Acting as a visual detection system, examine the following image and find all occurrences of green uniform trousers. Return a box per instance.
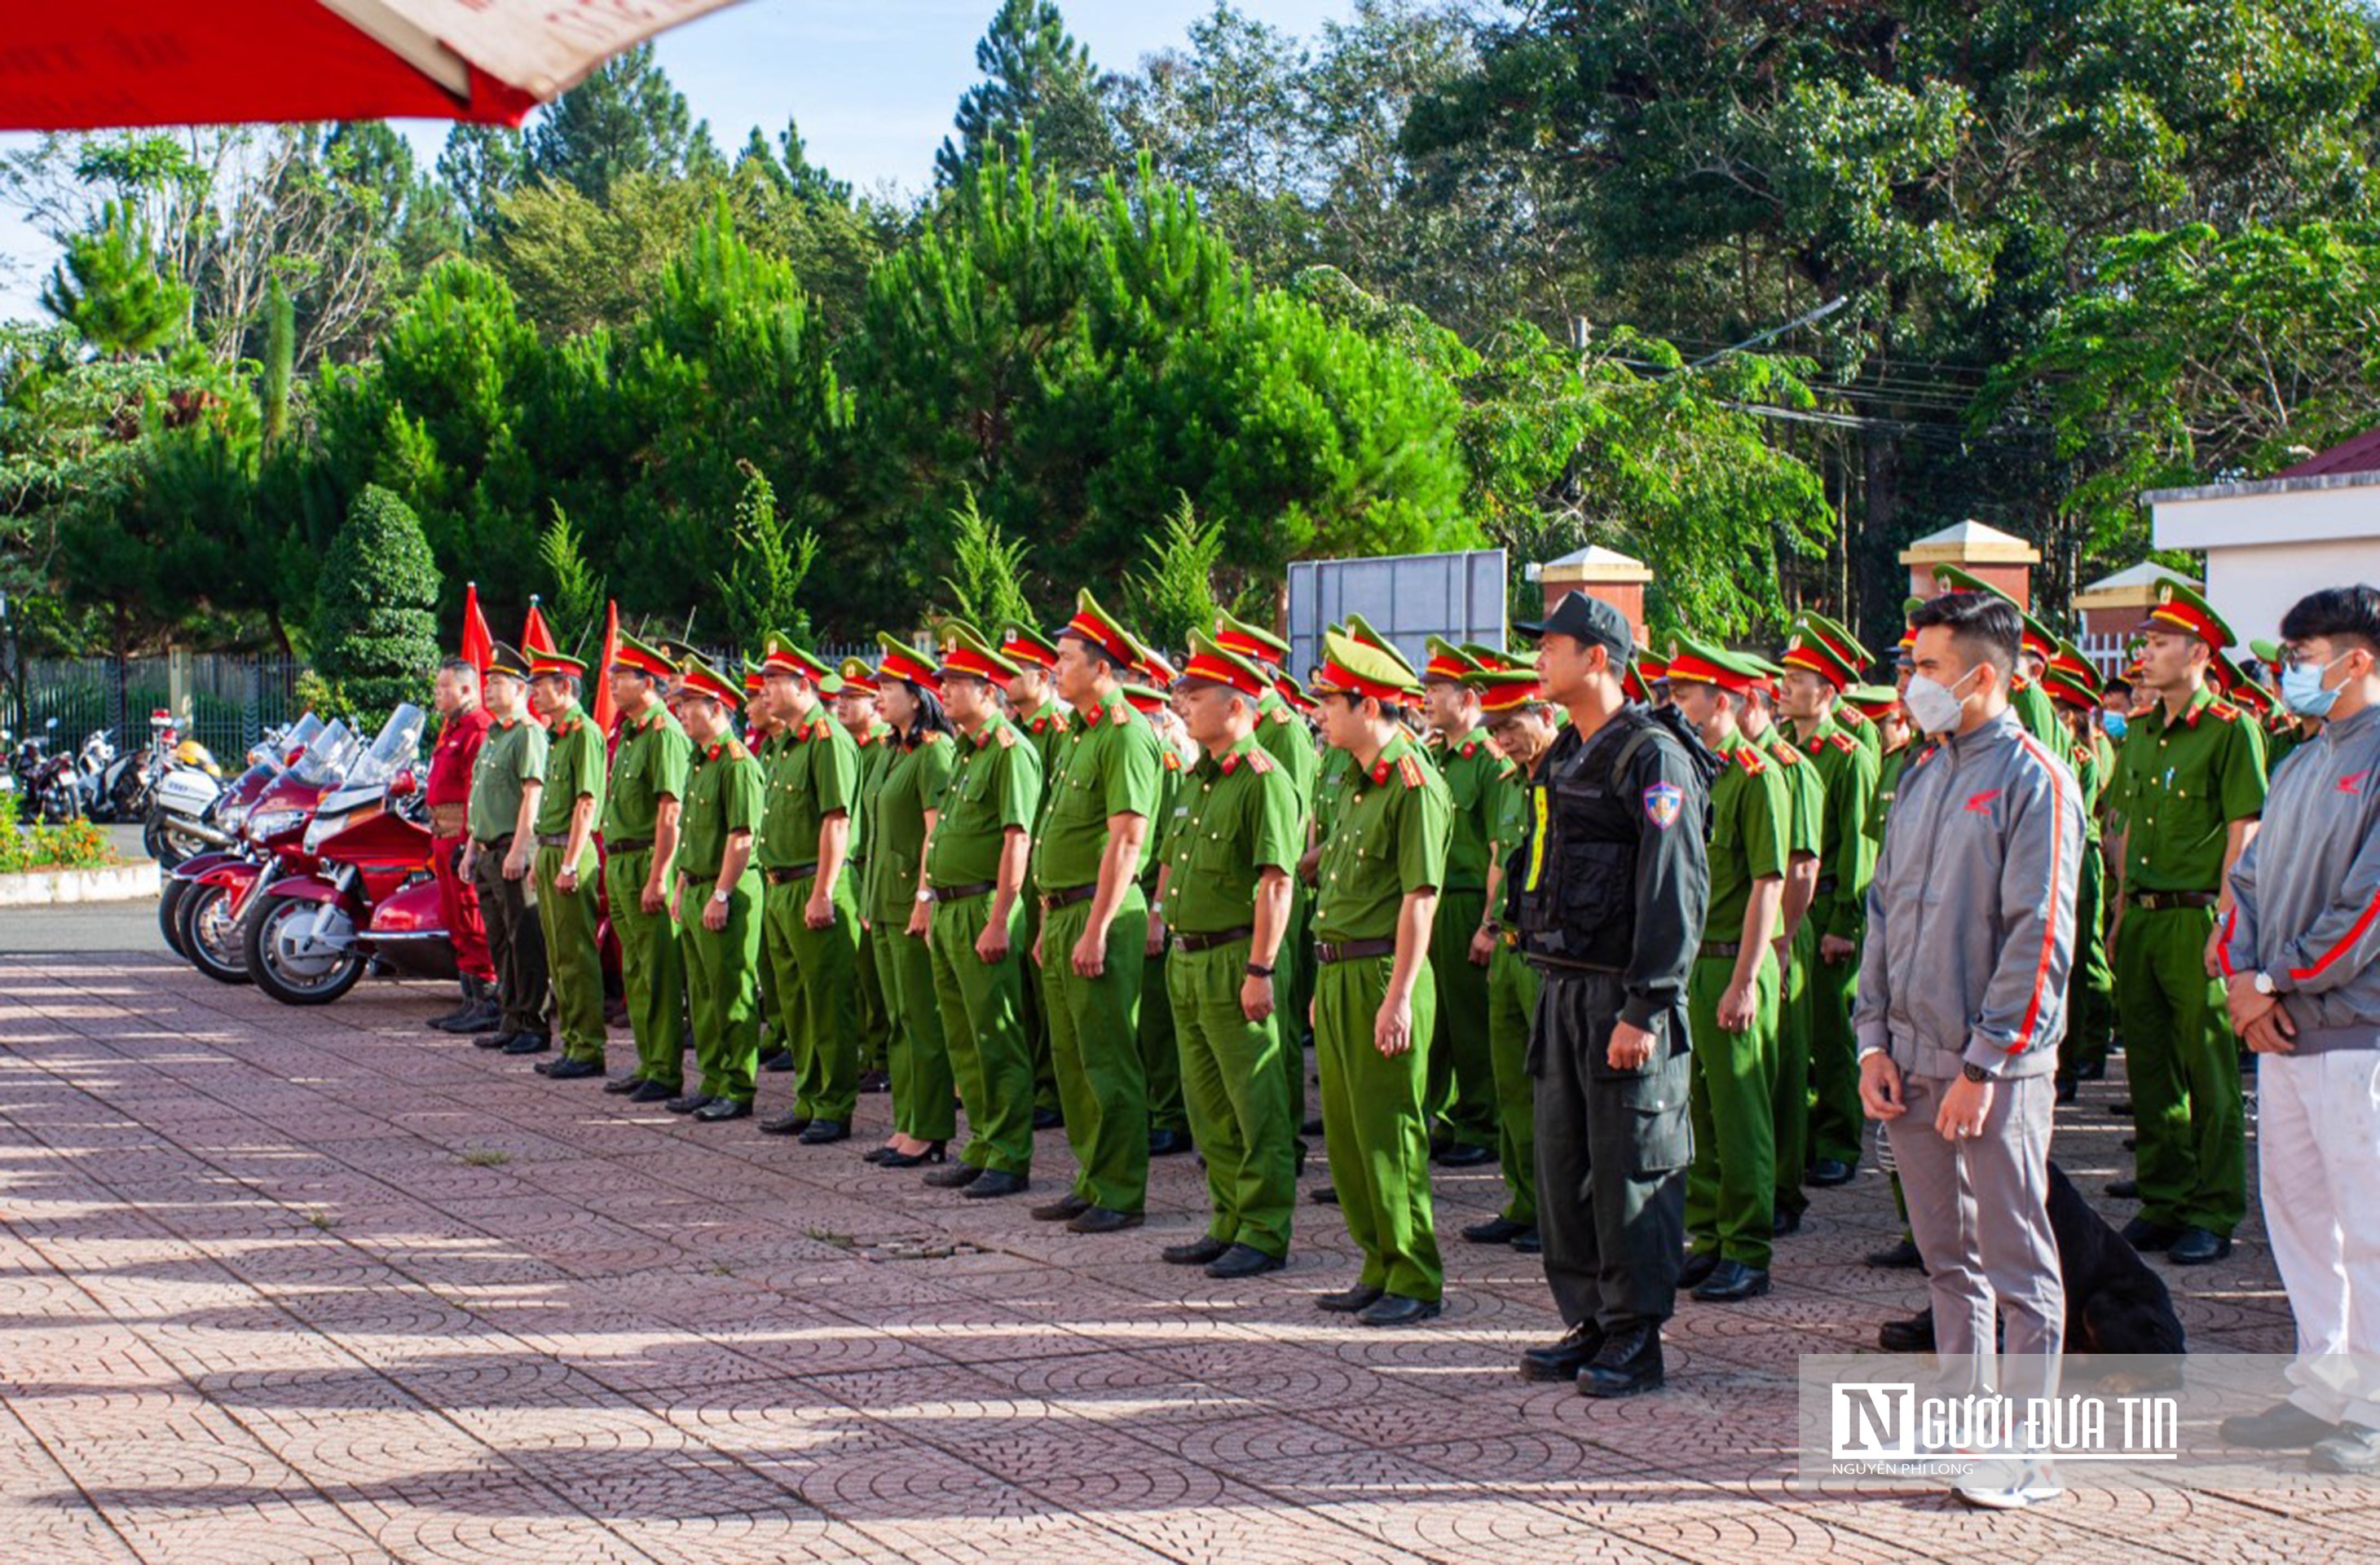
[1282,885,1314,1126]
[871,916,955,1142]
[604,847,683,1091]
[761,875,862,1126]
[1041,894,1151,1213]
[1484,942,1540,1228]
[532,844,608,1063]
[2062,844,2115,1078]
[1170,937,1295,1258]
[1685,951,1781,1270]
[852,872,892,1074]
[1424,888,1497,1150]
[1021,901,1062,1116]
[1316,953,1443,1302]
[928,892,1036,1175]
[1772,919,1815,1215]
[1805,893,1863,1167]
[2115,904,2245,1237]
[1139,943,1188,1135]
[685,871,761,1102]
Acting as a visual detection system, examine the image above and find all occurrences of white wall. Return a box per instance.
[2152,481,2380,641]
[2206,539,2380,644]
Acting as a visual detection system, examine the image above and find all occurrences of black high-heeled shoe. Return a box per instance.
[862,1144,900,1165]
[877,1140,948,1169]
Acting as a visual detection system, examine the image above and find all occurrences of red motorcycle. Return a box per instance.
[158,712,323,960]
[175,716,363,985]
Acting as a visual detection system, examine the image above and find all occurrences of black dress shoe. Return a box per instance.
[628,1081,677,1104]
[878,1141,947,1169]
[456,1006,502,1034]
[1148,1128,1194,1157]
[1301,1115,1324,1136]
[857,1069,891,1093]
[1520,1320,1604,1382]
[602,1074,646,1096]
[2107,1099,2132,1116]
[1164,1235,1232,1266]
[2122,1216,2184,1251]
[531,1058,561,1076]
[2221,1400,2340,1450]
[1677,1250,1721,1290]
[961,1169,1029,1199]
[1691,1260,1770,1303]
[1032,1106,1064,1131]
[1356,1294,1441,1327]
[1772,1206,1803,1237]
[862,1144,898,1164]
[1067,1206,1144,1234]
[474,1029,514,1051]
[502,1033,552,1056]
[664,1091,713,1114]
[546,1056,604,1081]
[759,1110,812,1136]
[2166,1227,2232,1265]
[1877,1310,1936,1352]
[692,1097,751,1122]
[797,1119,849,1145]
[1462,1216,1531,1245]
[1865,1237,1924,1269]
[1432,1143,1495,1169]
[923,1162,985,1189]
[1033,1193,1093,1222]
[1580,1325,1663,1397]
[1316,1282,1385,1314]
[1205,1243,1284,1279]
[1309,1184,1338,1206]
[2108,1178,2140,1199]
[758,1046,793,1071]
[1510,1228,1542,1254]
[1807,1157,1855,1188]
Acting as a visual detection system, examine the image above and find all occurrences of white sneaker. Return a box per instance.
[1953,1457,2062,1510]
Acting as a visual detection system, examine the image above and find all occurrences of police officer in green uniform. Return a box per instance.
[755,637,864,1144]
[1666,638,1789,1303]
[921,625,1045,1199]
[1124,672,1195,1157]
[1420,637,1502,1168]
[1461,665,1555,1253]
[2048,642,2117,1099]
[1029,592,1162,1232]
[836,658,897,1092]
[462,642,550,1053]
[1776,616,1880,1188]
[998,623,1072,1130]
[668,658,764,1121]
[1511,593,1708,1398]
[868,636,959,1166]
[2109,581,2267,1265]
[1737,667,1819,1232]
[1153,633,1302,1276]
[1307,629,1451,1327]
[525,650,608,1078]
[601,633,691,1101]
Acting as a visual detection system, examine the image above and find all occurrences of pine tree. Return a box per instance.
[525,43,719,201]
[313,485,443,717]
[935,0,1114,190]
[537,500,608,657]
[938,488,1035,632]
[1125,495,1224,656]
[436,123,525,244]
[258,277,293,448]
[712,462,818,651]
[40,201,188,359]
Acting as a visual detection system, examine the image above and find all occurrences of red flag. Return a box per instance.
[590,599,620,734]
[459,582,494,675]
[522,599,557,656]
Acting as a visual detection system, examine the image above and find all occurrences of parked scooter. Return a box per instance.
[156,714,322,957]
[20,721,82,824]
[174,718,360,984]
[69,727,119,821]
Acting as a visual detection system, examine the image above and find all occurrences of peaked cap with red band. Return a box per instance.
[1063,589,1148,670]
[1214,610,1290,668]
[679,656,742,708]
[610,632,674,679]
[2148,580,2237,652]
[875,633,942,694]
[998,622,1060,671]
[760,634,834,682]
[1178,631,1271,699]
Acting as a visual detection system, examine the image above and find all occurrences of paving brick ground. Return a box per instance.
[0,944,2353,1563]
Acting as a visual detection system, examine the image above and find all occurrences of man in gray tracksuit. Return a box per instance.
[2216,585,2380,1475]
[1857,592,2081,1473]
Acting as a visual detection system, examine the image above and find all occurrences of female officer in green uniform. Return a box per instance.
[668,658,765,1122]
[866,636,959,1167]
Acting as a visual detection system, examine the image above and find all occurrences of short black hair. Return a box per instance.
[438,657,478,680]
[2281,586,2380,654]
[2101,677,2131,701]
[1907,591,2019,680]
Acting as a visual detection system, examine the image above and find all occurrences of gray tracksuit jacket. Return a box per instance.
[1854,708,2082,1081]
[2222,702,2380,1051]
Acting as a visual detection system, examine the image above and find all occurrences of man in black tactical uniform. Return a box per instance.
[1510,593,1713,1398]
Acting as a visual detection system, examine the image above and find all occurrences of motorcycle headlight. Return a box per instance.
[216,802,247,832]
[248,809,302,841]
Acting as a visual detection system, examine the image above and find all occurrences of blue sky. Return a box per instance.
[0,0,1357,320]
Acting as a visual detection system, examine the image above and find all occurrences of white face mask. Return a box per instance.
[1904,664,1982,735]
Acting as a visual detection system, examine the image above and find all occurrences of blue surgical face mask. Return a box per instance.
[2101,712,2127,741]
[2281,651,2353,718]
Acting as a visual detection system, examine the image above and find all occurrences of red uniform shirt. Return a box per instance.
[427,705,493,809]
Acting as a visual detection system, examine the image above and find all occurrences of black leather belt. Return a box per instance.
[535,832,571,847]
[765,862,819,886]
[474,833,513,852]
[1699,940,1741,959]
[2129,889,2218,910]
[607,837,653,853]
[1315,937,1396,965]
[1173,926,1254,954]
[1040,883,1097,912]
[931,881,994,904]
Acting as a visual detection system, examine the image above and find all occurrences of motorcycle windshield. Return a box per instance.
[345,705,425,791]
[289,721,359,785]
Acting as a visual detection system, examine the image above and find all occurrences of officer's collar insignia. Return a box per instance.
[1642,782,1684,831]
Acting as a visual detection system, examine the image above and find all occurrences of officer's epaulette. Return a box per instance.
[721,738,750,762]
[1829,732,1855,753]
[1162,750,1182,773]
[923,730,950,746]
[1734,745,1765,776]
[1395,753,1426,789]
[1770,741,1800,765]
[2209,700,2241,723]
[994,724,1019,749]
[1269,706,1294,725]
[1245,747,1276,774]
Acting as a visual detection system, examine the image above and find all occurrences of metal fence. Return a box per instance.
[11,654,306,764]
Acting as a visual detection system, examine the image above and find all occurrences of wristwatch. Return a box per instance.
[1245,962,1275,979]
[915,888,936,905]
[711,888,730,906]
[2254,971,2278,996]
[1960,1061,1990,1084]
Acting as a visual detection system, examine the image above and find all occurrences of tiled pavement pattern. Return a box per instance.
[0,948,2355,1563]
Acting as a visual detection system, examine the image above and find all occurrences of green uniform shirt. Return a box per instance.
[1019,698,1069,818]
[2110,686,2268,893]
[1866,738,1917,848]
[1142,746,1183,893]
[1254,691,1320,812]
[468,713,547,843]
[848,721,894,862]
[1312,730,1452,942]
[2013,680,2074,767]
[1312,747,1358,844]
[1703,727,1791,940]
[757,710,859,871]
[1434,726,1501,893]
[926,716,1042,888]
[678,737,761,880]
[1032,686,1161,891]
[1754,725,1822,862]
[602,703,690,841]
[1797,711,1879,938]
[864,732,955,921]
[1161,734,1302,933]
[2071,729,2110,844]
[533,705,606,838]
